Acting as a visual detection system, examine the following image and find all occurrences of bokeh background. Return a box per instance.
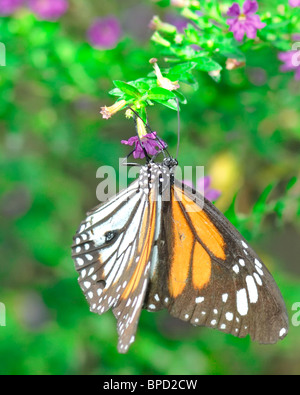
[1,0,300,375]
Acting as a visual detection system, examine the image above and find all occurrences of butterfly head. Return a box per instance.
[162,156,178,170]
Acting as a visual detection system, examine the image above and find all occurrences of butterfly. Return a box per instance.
[71,155,288,353]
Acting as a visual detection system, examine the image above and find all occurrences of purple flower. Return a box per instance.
[226,0,266,42]
[87,17,122,50]
[121,132,167,159]
[278,50,300,80]
[28,0,68,21]
[0,0,24,15]
[289,0,300,7]
[184,176,221,202]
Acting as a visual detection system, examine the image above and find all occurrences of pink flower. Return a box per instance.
[28,0,68,21]
[87,17,122,50]
[278,49,300,80]
[184,176,221,202]
[0,0,24,15]
[227,0,266,42]
[121,132,167,159]
[100,100,127,120]
[289,0,300,7]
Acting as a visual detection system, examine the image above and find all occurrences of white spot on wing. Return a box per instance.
[246,275,258,303]
[255,266,264,276]
[241,241,248,249]
[254,258,263,268]
[195,296,204,304]
[279,328,287,337]
[253,272,262,286]
[222,293,228,303]
[236,288,248,316]
[226,312,233,321]
[76,257,84,266]
[233,264,239,274]
[239,258,245,267]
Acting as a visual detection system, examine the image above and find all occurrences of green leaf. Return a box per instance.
[134,81,150,91]
[152,0,170,7]
[252,184,274,215]
[219,44,246,62]
[168,62,197,77]
[173,90,187,104]
[286,177,298,191]
[108,88,124,97]
[147,87,176,101]
[274,200,286,219]
[113,80,142,99]
[272,40,294,52]
[135,77,157,90]
[151,98,179,111]
[184,24,201,44]
[193,57,222,72]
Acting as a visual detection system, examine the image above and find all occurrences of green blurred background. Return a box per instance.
[1,0,300,375]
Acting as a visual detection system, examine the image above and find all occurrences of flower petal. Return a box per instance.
[28,0,68,21]
[247,14,266,29]
[121,136,139,146]
[205,189,221,202]
[244,21,258,39]
[231,23,246,41]
[243,0,258,15]
[295,67,300,80]
[289,0,300,7]
[0,0,24,15]
[197,176,211,193]
[227,3,241,17]
[121,132,167,159]
[87,16,122,50]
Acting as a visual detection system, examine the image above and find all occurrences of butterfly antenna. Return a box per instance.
[175,98,180,161]
[120,149,142,167]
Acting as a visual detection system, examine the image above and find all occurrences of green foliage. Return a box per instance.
[0,0,300,376]
[104,0,300,120]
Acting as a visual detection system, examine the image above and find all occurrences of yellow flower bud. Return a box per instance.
[153,61,180,91]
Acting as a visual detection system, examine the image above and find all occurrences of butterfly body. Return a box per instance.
[72,159,288,353]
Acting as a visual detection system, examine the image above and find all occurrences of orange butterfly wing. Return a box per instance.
[145,181,289,344]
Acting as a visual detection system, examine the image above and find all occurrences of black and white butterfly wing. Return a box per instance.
[145,180,289,344]
[72,177,160,353]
